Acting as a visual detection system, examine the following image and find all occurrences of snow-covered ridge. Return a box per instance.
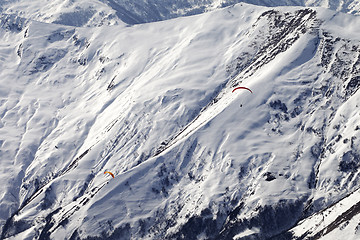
[1,2,360,240]
[288,187,360,239]
[1,0,360,26]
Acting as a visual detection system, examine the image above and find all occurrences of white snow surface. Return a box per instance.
[1,2,360,240]
[0,0,360,26]
[290,187,360,239]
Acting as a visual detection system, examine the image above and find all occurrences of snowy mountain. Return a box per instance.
[1,0,360,27]
[287,187,360,239]
[1,1,360,240]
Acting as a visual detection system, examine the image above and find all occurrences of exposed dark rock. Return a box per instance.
[269,100,288,113]
[339,151,360,172]
[40,186,56,210]
[169,208,220,240]
[0,14,27,32]
[30,49,67,74]
[264,172,276,181]
[0,219,32,239]
[218,199,305,240]
[83,223,131,240]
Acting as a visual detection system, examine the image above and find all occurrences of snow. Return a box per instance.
[321,11,360,40]
[1,0,360,27]
[291,188,360,239]
[233,227,260,239]
[1,1,360,239]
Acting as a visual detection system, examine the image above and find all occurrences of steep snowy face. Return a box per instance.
[1,0,360,26]
[2,2,360,240]
[288,188,360,239]
[1,3,360,239]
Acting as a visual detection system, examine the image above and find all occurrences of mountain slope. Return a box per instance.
[1,3,360,240]
[286,187,360,239]
[1,0,360,27]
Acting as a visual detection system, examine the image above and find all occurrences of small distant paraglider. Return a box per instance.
[232,86,253,93]
[232,87,252,108]
[104,171,115,178]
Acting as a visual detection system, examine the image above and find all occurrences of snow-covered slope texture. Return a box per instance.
[0,0,124,27]
[1,0,360,27]
[1,2,360,240]
[288,187,360,239]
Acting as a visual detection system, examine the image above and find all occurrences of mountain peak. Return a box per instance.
[1,2,360,240]
[1,0,360,27]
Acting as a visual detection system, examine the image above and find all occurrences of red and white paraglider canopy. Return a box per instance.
[232,87,253,93]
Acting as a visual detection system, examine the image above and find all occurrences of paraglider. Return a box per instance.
[232,86,253,93]
[232,86,252,108]
[104,171,115,178]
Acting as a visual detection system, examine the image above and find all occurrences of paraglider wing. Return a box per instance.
[232,87,253,93]
[104,171,115,178]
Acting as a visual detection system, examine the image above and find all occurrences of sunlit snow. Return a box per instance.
[1,1,360,239]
